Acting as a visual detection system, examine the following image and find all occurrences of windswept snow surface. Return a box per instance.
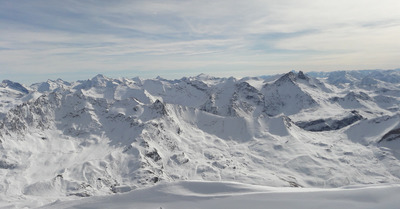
[1,70,400,208]
[39,181,400,209]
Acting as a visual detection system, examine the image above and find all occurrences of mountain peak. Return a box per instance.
[92,74,108,80]
[297,71,308,80]
[1,80,29,94]
[274,71,311,86]
[195,73,215,80]
[90,74,112,86]
[275,71,297,85]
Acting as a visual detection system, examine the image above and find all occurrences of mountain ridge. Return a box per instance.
[1,70,400,207]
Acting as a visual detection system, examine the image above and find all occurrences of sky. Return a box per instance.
[1,0,400,84]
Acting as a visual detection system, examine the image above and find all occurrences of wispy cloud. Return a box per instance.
[1,0,400,84]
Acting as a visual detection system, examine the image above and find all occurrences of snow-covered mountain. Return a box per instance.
[1,70,400,208]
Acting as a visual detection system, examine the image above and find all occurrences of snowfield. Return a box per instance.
[38,181,400,209]
[1,70,400,208]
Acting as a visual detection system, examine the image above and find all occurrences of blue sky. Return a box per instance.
[1,0,400,84]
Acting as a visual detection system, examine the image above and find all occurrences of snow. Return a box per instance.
[37,181,400,209]
[1,70,400,208]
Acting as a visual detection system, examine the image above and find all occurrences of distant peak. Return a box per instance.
[276,72,296,84]
[1,79,29,93]
[2,79,12,84]
[275,71,310,84]
[92,74,108,80]
[286,71,296,78]
[297,71,307,80]
[195,73,214,80]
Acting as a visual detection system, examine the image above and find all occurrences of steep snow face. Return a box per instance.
[262,72,318,116]
[1,71,400,208]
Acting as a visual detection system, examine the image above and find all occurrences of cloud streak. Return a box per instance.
[1,0,400,84]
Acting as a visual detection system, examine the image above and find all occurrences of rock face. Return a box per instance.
[379,128,400,143]
[295,111,363,132]
[1,70,400,206]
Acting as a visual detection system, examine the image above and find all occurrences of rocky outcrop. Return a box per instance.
[295,111,363,132]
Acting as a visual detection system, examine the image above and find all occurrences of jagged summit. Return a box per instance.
[273,71,311,86]
[297,71,308,80]
[274,71,297,84]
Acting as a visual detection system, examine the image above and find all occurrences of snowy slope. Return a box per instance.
[1,70,400,208]
[0,80,37,119]
[36,181,400,209]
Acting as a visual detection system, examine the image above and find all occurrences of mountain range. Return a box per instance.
[1,69,400,208]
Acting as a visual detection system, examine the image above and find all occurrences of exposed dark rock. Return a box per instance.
[295,112,363,132]
[297,71,308,80]
[145,149,162,162]
[151,100,168,116]
[69,192,91,197]
[170,153,189,165]
[275,72,296,86]
[200,95,218,114]
[0,160,17,169]
[150,177,159,183]
[379,127,400,143]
